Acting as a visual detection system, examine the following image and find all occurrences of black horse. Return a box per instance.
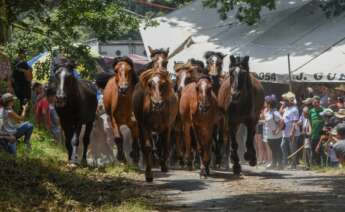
[51,62,97,165]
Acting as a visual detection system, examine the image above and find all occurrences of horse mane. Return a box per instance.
[189,58,205,69]
[139,68,174,97]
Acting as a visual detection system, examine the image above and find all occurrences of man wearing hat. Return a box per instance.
[280,91,300,169]
[12,48,33,108]
[309,96,325,166]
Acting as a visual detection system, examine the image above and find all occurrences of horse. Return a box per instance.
[189,58,208,75]
[218,55,264,175]
[171,61,200,166]
[179,76,221,177]
[204,51,228,168]
[136,46,169,76]
[52,61,97,166]
[132,68,178,182]
[103,57,139,163]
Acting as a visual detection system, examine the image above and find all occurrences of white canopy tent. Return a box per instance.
[140,0,345,83]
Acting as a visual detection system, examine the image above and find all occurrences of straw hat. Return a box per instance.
[1,93,17,104]
[282,91,296,102]
[335,84,345,92]
[335,109,345,119]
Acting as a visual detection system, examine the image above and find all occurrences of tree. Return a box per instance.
[0,0,148,78]
[202,0,345,25]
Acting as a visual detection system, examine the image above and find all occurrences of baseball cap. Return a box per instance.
[1,93,17,104]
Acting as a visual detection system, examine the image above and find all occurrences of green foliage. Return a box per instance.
[1,0,147,79]
[320,0,345,18]
[202,0,276,25]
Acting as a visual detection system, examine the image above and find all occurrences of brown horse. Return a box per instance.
[136,46,169,76]
[218,55,264,175]
[103,57,139,163]
[133,68,178,182]
[172,61,200,166]
[180,76,221,177]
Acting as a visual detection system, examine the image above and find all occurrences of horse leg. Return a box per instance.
[63,126,74,161]
[183,123,193,171]
[128,120,140,165]
[159,128,171,173]
[244,122,257,166]
[230,126,241,175]
[198,127,212,178]
[81,122,93,166]
[71,125,82,164]
[111,117,126,163]
[141,129,153,182]
[223,119,230,170]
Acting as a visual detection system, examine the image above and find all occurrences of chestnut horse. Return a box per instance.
[218,55,264,175]
[103,57,139,163]
[133,68,178,182]
[180,76,221,177]
[172,61,200,166]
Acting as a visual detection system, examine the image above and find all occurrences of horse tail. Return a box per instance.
[95,72,114,89]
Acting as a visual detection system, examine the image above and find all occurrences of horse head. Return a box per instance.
[189,58,207,75]
[140,68,173,111]
[148,46,169,69]
[196,76,213,113]
[52,60,77,107]
[174,61,197,94]
[113,56,136,96]
[228,55,250,102]
[204,51,226,77]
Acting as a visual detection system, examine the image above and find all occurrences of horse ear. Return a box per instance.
[229,55,236,66]
[148,46,154,56]
[166,48,170,56]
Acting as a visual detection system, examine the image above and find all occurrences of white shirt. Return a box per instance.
[282,105,300,138]
[263,109,282,140]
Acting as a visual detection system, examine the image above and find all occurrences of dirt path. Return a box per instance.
[151,165,345,212]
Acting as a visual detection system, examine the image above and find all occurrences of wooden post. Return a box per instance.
[288,53,293,91]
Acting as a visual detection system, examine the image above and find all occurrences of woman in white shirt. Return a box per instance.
[263,95,283,169]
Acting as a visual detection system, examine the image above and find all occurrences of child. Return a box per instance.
[46,88,62,143]
[301,106,312,170]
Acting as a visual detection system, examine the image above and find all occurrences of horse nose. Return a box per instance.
[152,100,163,109]
[199,104,210,113]
[119,86,128,94]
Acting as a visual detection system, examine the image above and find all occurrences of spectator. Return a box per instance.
[300,106,312,169]
[0,98,17,155]
[263,95,283,169]
[302,97,313,109]
[0,48,13,94]
[332,123,345,166]
[12,49,33,108]
[309,96,324,166]
[35,87,50,129]
[46,88,62,143]
[32,82,44,109]
[257,110,270,165]
[1,93,33,151]
[280,92,300,170]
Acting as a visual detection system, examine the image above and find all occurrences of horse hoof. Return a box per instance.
[200,169,207,179]
[233,164,241,175]
[244,152,251,161]
[179,159,185,168]
[249,160,257,166]
[161,166,168,173]
[81,159,88,167]
[117,152,127,163]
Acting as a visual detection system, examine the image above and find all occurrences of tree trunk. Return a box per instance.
[0,0,9,45]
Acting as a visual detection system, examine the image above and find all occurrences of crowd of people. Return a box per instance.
[0,49,62,155]
[256,89,345,170]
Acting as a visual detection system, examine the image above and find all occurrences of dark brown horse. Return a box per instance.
[133,68,178,182]
[204,51,228,168]
[103,57,139,163]
[180,76,221,177]
[218,55,264,175]
[52,61,97,166]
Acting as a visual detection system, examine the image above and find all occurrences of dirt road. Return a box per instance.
[151,165,345,212]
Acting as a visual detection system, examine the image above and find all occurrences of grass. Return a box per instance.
[312,165,345,175]
[0,127,158,211]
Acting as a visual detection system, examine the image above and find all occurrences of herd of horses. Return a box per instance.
[49,47,264,182]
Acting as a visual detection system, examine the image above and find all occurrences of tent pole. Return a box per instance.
[288,53,292,91]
